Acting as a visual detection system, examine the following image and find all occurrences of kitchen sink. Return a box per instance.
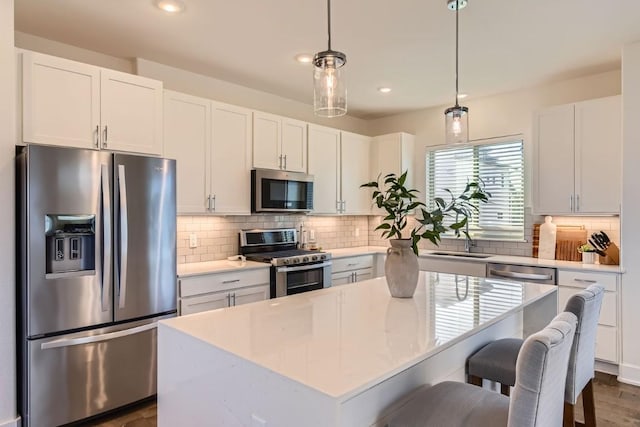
[429,251,493,259]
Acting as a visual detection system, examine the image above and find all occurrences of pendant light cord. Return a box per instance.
[327,0,332,51]
[455,0,460,107]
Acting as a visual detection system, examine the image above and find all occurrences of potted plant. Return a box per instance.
[578,244,598,264]
[361,171,490,298]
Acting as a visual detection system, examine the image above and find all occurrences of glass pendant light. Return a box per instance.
[313,0,347,118]
[444,0,469,144]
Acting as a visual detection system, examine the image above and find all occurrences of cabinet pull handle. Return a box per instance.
[353,272,358,282]
[95,125,100,147]
[212,194,216,211]
[574,278,597,283]
[569,194,573,211]
[206,195,211,211]
[103,125,108,148]
[347,263,357,267]
[278,155,283,169]
[576,194,580,212]
[226,294,231,306]
[284,155,287,170]
[222,279,240,284]
[231,293,236,306]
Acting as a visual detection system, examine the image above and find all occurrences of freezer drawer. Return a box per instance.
[23,316,169,427]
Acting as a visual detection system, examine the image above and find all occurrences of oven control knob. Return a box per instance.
[302,257,309,263]
[311,255,318,261]
[320,255,326,260]
[282,259,289,265]
[293,258,300,264]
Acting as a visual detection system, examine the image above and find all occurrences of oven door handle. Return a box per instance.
[276,261,332,273]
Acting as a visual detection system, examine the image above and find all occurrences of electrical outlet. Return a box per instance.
[355,228,360,237]
[189,233,198,249]
[309,229,316,240]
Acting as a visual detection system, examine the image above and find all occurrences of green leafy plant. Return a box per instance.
[578,244,596,253]
[361,171,491,255]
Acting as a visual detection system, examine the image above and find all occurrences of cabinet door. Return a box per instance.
[210,102,252,214]
[534,104,575,214]
[163,91,211,213]
[252,111,281,170]
[22,51,100,149]
[180,291,230,315]
[575,96,621,214]
[331,271,353,286]
[281,118,307,172]
[353,269,373,283]
[341,132,372,214]
[100,69,163,155]
[233,284,270,306]
[308,124,340,214]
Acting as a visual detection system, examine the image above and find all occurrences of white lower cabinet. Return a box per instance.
[331,255,374,286]
[179,268,270,315]
[557,269,620,363]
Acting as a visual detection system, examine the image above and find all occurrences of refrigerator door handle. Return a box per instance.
[118,164,129,309]
[40,322,157,350]
[101,164,112,312]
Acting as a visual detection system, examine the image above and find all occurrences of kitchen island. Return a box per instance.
[158,272,556,427]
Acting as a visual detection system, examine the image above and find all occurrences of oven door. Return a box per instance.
[273,261,332,298]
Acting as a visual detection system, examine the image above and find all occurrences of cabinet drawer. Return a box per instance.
[557,270,617,292]
[179,268,270,297]
[332,255,374,273]
[180,291,230,315]
[595,325,618,363]
[558,286,617,327]
[331,268,373,286]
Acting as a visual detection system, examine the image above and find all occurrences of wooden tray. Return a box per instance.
[532,224,587,261]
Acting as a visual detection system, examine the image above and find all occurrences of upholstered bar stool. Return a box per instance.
[387,312,577,427]
[466,284,604,427]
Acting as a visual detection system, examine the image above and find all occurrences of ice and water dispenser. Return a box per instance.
[45,214,96,277]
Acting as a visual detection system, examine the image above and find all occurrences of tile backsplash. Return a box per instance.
[177,215,369,264]
[178,209,619,264]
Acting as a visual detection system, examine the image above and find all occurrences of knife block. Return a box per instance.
[599,242,620,265]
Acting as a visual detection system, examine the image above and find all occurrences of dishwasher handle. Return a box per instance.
[488,269,553,282]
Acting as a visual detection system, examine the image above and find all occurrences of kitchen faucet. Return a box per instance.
[464,221,476,253]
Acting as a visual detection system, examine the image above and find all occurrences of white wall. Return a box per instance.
[620,41,640,386]
[135,58,369,135]
[367,70,621,207]
[0,2,18,426]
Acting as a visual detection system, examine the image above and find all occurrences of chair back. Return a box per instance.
[507,311,577,427]
[564,284,605,404]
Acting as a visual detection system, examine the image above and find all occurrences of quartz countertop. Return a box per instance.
[327,246,624,273]
[160,272,556,400]
[177,259,270,278]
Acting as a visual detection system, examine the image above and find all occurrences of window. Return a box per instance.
[425,138,524,241]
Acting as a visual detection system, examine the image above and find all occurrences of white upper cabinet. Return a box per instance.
[22,51,163,155]
[22,51,100,150]
[163,90,211,214]
[253,111,307,172]
[210,102,253,214]
[163,91,252,215]
[534,96,621,214]
[308,124,341,214]
[371,132,415,185]
[340,131,372,214]
[100,69,163,155]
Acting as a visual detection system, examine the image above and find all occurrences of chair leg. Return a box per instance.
[467,374,483,387]
[564,402,575,427]
[582,379,597,427]
[500,384,510,397]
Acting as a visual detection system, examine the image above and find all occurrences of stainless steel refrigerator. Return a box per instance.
[16,145,177,427]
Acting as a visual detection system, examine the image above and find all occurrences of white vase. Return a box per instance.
[582,252,597,264]
[385,239,419,298]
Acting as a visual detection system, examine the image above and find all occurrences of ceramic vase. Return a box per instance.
[385,239,419,298]
[582,252,597,264]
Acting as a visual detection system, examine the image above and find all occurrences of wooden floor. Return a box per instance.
[87,373,640,426]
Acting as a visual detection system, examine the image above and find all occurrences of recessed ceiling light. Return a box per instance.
[295,54,313,64]
[457,93,468,99]
[378,87,392,93]
[154,0,185,13]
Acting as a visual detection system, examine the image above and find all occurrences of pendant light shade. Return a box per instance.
[313,0,347,117]
[444,0,469,144]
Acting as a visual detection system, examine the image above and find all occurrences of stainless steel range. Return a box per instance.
[239,229,332,298]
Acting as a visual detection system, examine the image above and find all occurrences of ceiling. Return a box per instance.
[14,0,640,119]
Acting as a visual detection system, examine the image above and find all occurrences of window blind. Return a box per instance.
[426,139,524,241]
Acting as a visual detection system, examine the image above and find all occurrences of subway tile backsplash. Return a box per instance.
[177,215,369,264]
[178,209,620,264]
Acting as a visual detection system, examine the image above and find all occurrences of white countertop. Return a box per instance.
[160,272,555,400]
[328,246,624,273]
[177,259,269,277]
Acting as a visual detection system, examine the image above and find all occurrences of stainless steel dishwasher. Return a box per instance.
[486,263,557,285]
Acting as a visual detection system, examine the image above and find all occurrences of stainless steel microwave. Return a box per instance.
[251,169,314,213]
